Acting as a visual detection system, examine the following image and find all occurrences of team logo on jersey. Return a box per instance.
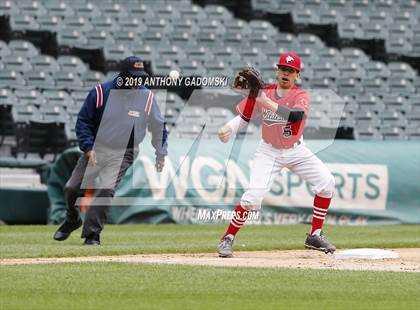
[286,55,294,63]
[262,109,288,126]
[128,110,140,117]
[133,62,144,69]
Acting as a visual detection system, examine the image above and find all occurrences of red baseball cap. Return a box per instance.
[277,53,301,71]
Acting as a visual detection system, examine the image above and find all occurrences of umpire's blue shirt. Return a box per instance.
[76,78,168,160]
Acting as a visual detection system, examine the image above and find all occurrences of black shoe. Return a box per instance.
[304,232,336,254]
[53,218,83,241]
[84,233,100,246]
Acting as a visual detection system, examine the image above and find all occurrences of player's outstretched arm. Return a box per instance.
[218,115,249,143]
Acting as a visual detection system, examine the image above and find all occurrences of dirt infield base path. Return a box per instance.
[1,248,419,272]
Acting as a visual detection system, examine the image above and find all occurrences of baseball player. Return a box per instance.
[217,53,336,257]
[53,56,168,245]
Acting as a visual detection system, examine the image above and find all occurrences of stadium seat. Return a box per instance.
[310,78,337,92]
[388,24,414,39]
[8,41,39,58]
[206,107,234,124]
[297,33,325,49]
[341,48,369,63]
[83,71,105,88]
[223,19,252,36]
[151,60,180,76]
[354,110,381,127]
[177,60,206,76]
[353,126,382,140]
[249,20,278,36]
[338,23,365,40]
[57,29,89,47]
[90,16,120,33]
[0,1,20,16]
[70,90,87,107]
[10,15,39,31]
[158,45,187,62]
[362,77,390,95]
[43,90,74,107]
[382,94,409,112]
[407,94,420,112]
[386,37,413,54]
[12,104,40,123]
[17,1,47,17]
[178,4,207,21]
[152,4,181,20]
[363,23,388,39]
[63,16,94,33]
[0,70,26,88]
[170,31,196,46]
[86,30,116,48]
[311,62,340,79]
[23,71,55,90]
[2,55,32,72]
[362,61,391,79]
[380,111,407,127]
[144,17,174,35]
[381,126,406,140]
[71,2,102,18]
[367,11,392,27]
[31,55,60,74]
[387,62,417,80]
[118,18,146,34]
[43,1,75,17]
[101,2,128,19]
[317,7,345,24]
[104,45,132,62]
[317,47,345,65]
[406,111,420,126]
[141,31,170,47]
[358,94,385,112]
[292,8,320,24]
[405,124,420,140]
[57,56,87,75]
[37,15,64,32]
[388,78,416,94]
[65,122,78,146]
[337,77,364,95]
[204,5,233,21]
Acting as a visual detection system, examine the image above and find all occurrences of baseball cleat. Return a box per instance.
[53,218,83,241]
[304,232,336,254]
[218,235,234,257]
[84,233,100,246]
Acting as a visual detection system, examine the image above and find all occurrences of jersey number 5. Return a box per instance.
[283,125,292,137]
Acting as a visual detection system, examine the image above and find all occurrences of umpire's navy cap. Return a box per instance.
[120,56,149,77]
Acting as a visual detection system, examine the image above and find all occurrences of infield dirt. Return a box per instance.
[1,248,419,272]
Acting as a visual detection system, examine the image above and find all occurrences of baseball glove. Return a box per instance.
[232,66,265,99]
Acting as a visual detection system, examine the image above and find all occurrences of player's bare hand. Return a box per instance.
[155,159,165,172]
[218,125,232,143]
[85,150,97,166]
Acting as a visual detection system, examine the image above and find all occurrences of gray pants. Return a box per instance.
[64,148,135,238]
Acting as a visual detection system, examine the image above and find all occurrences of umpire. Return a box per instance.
[53,56,168,245]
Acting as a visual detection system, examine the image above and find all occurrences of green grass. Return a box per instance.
[0,224,419,258]
[1,263,419,310]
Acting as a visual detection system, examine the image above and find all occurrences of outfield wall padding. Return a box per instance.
[47,140,420,225]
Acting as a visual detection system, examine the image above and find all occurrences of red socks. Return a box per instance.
[311,195,331,235]
[223,204,249,238]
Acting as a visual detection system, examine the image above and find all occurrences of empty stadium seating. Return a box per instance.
[0,0,418,161]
